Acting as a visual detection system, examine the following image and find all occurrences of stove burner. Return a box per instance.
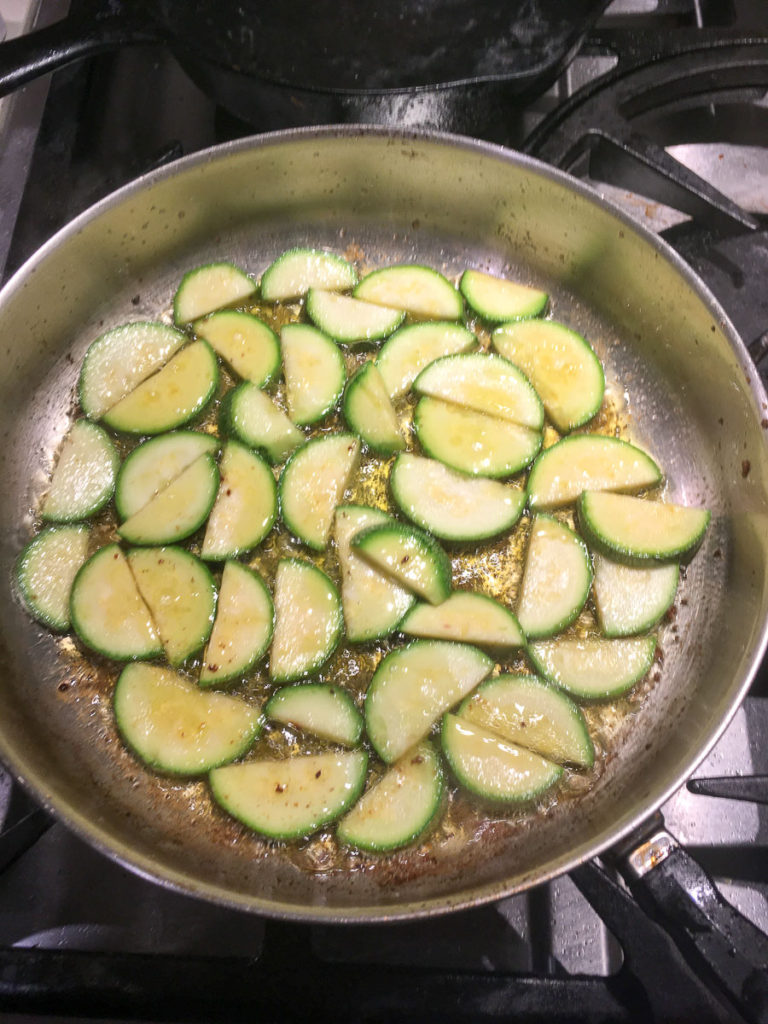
[661,218,768,366]
[525,35,768,231]
[524,34,768,389]
[0,864,736,1022]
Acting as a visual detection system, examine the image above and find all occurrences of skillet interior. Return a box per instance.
[0,126,766,921]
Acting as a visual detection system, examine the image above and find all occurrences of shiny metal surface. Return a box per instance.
[0,126,766,921]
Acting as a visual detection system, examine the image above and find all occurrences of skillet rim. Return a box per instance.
[1,123,766,922]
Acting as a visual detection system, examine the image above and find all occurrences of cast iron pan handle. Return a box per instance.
[613,813,768,1024]
[0,1,162,100]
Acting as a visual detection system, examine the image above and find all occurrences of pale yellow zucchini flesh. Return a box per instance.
[337,741,443,852]
[260,248,357,302]
[127,547,216,666]
[200,442,276,560]
[579,491,710,561]
[118,453,219,546]
[459,674,594,767]
[413,352,544,429]
[16,525,90,632]
[354,264,462,321]
[527,435,662,510]
[528,635,657,700]
[200,561,273,687]
[209,749,368,839]
[592,553,679,637]
[269,559,342,682]
[69,544,161,660]
[279,434,360,550]
[173,262,256,324]
[42,420,118,523]
[365,640,493,763]
[103,341,218,435]
[375,322,476,398]
[306,288,404,343]
[442,715,562,802]
[114,663,260,774]
[391,453,526,542]
[79,322,186,420]
[334,505,415,643]
[194,310,279,385]
[516,515,592,638]
[265,683,362,746]
[400,592,524,648]
[492,319,604,432]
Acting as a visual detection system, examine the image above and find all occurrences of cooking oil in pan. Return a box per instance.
[40,264,680,881]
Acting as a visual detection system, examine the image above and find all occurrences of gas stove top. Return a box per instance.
[0,2,767,1021]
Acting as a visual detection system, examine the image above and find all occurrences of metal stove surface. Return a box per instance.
[0,1,767,1020]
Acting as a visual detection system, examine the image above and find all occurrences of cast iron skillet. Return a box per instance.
[0,127,767,1019]
[0,0,611,137]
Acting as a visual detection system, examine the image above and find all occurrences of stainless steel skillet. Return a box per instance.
[0,125,766,1011]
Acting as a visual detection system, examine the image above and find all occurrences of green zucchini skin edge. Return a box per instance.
[334,503,416,643]
[577,493,711,564]
[269,557,344,683]
[441,713,563,804]
[526,635,658,701]
[264,683,363,746]
[200,561,274,687]
[516,513,593,640]
[351,522,452,605]
[412,351,545,431]
[209,749,369,841]
[69,544,163,661]
[375,321,478,398]
[15,524,90,632]
[337,742,445,853]
[113,664,261,776]
[114,431,219,521]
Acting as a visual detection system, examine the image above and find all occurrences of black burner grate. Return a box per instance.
[525,34,768,230]
[524,30,768,381]
[0,863,735,1022]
